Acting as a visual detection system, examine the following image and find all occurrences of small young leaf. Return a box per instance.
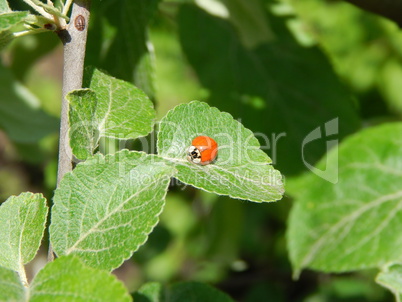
[67,89,98,159]
[0,266,25,301]
[376,263,402,301]
[157,101,284,203]
[0,192,48,272]
[50,150,176,271]
[69,69,156,160]
[29,256,131,302]
[287,123,402,276]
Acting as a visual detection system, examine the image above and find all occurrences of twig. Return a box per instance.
[57,0,91,185]
[50,0,91,262]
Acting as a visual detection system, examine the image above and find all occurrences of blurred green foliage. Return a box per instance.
[178,3,360,175]
[1,0,401,300]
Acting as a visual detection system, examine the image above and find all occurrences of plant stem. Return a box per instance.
[17,262,28,288]
[50,0,91,262]
[57,0,91,186]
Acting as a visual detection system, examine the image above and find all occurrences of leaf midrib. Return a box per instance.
[65,182,154,254]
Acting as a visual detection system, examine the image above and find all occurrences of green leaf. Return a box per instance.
[158,101,284,203]
[69,69,156,159]
[0,192,48,272]
[50,150,176,271]
[287,123,402,276]
[0,64,59,142]
[0,11,28,31]
[29,256,131,302]
[178,4,360,175]
[0,0,10,13]
[0,11,29,51]
[133,282,163,302]
[88,69,155,140]
[67,89,98,159]
[0,266,25,301]
[166,281,234,302]
[376,263,402,301]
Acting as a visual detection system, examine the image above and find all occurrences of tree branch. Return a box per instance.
[50,0,90,262]
[57,0,91,185]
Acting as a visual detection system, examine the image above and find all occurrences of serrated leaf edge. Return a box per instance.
[52,150,177,271]
[157,101,284,202]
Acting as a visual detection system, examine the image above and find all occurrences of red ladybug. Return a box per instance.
[187,136,218,165]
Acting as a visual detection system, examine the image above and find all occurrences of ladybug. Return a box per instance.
[187,136,218,165]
